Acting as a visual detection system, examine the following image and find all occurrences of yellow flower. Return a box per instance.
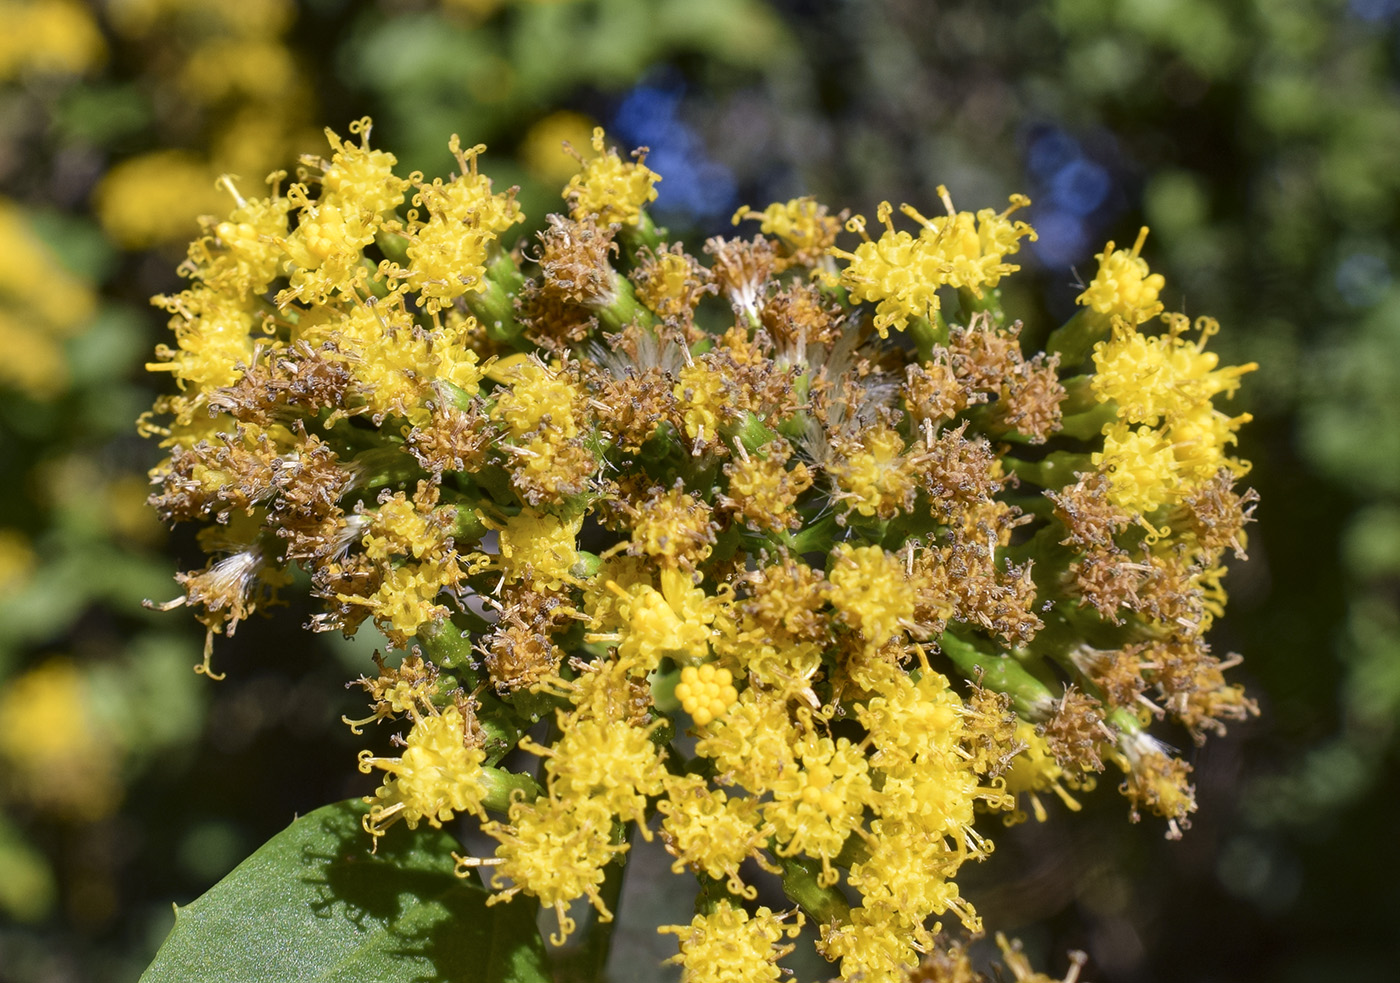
[1076,227,1166,325]
[491,358,581,439]
[319,118,411,219]
[519,110,598,187]
[1092,316,1256,427]
[612,570,714,671]
[95,151,225,250]
[820,900,932,982]
[1093,421,1180,514]
[497,509,582,590]
[831,189,1035,337]
[0,660,121,820]
[733,196,842,267]
[828,424,916,519]
[564,127,660,226]
[484,795,627,945]
[674,359,727,445]
[359,704,488,840]
[1002,722,1084,823]
[656,773,773,897]
[0,0,106,80]
[828,545,914,648]
[693,685,800,795]
[765,725,872,880]
[405,137,523,311]
[660,902,803,983]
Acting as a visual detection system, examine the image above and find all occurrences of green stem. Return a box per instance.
[466,249,528,348]
[779,854,851,924]
[957,286,1005,325]
[375,229,411,266]
[1045,309,1109,369]
[937,630,1058,718]
[722,411,780,454]
[1058,401,1118,440]
[595,274,653,333]
[352,445,430,492]
[619,212,664,255]
[1003,450,1093,490]
[907,315,947,363]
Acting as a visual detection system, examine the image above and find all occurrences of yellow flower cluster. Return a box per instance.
[831,187,1037,337]
[1091,313,1256,514]
[565,127,660,227]
[145,120,1260,981]
[660,903,803,983]
[359,704,488,839]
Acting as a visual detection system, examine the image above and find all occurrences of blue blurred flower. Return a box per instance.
[611,77,736,224]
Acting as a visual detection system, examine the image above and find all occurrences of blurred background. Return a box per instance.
[1,1,1397,980]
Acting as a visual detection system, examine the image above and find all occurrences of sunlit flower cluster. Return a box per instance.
[144,120,1258,982]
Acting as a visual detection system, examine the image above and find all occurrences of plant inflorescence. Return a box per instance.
[143,118,1257,982]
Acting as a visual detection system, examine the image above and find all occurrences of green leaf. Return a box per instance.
[141,799,548,983]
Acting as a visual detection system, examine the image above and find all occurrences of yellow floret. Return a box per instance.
[659,902,803,983]
[674,360,726,444]
[565,127,660,227]
[405,137,524,311]
[613,575,713,671]
[832,189,1036,338]
[484,795,626,945]
[1092,316,1256,427]
[491,360,581,439]
[693,686,798,795]
[361,493,452,563]
[359,705,488,838]
[829,424,914,519]
[203,177,292,296]
[533,711,666,826]
[147,286,260,394]
[1003,721,1084,824]
[733,196,842,265]
[1093,421,1180,514]
[656,773,772,897]
[0,0,107,80]
[319,117,410,218]
[340,301,485,425]
[765,729,871,877]
[1077,227,1166,325]
[827,544,914,648]
[634,250,703,318]
[497,509,582,589]
[96,150,226,250]
[343,557,465,644]
[0,659,121,820]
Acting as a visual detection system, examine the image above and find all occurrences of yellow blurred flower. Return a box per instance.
[0,660,123,821]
